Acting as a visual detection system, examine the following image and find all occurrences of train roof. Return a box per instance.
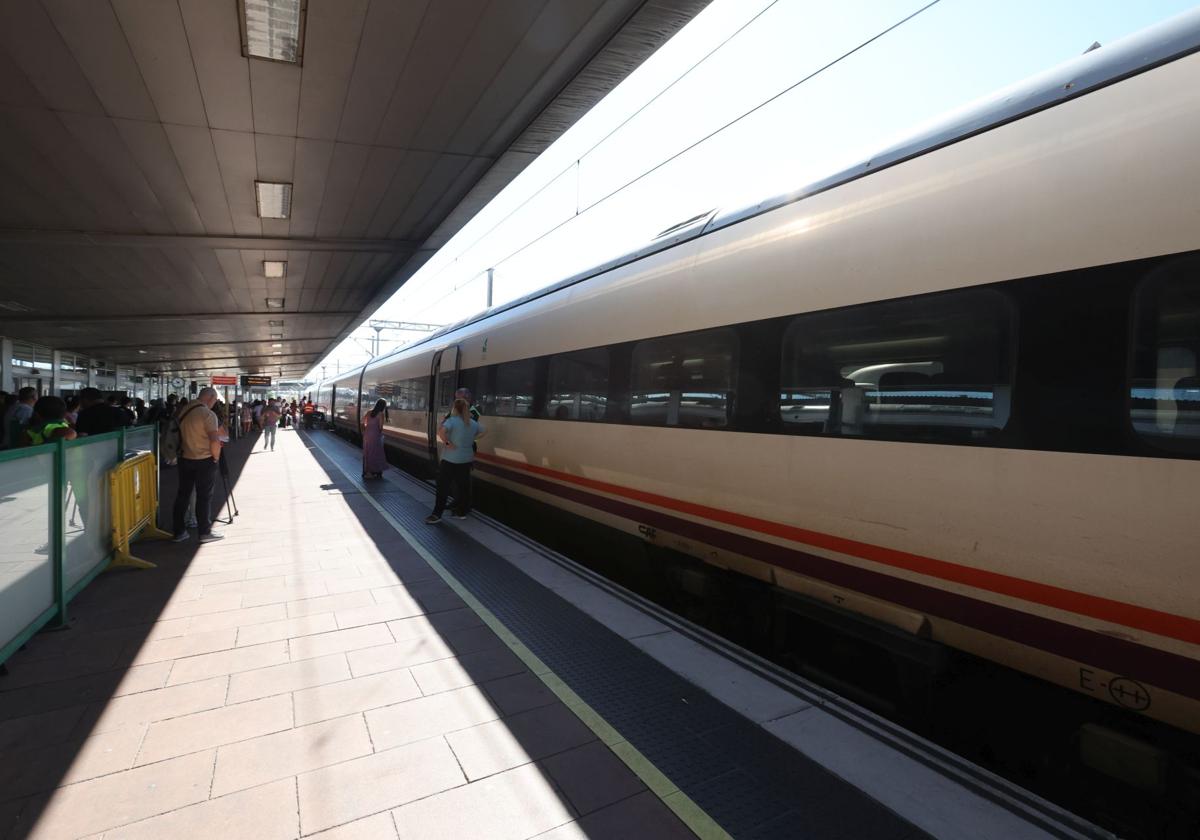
[326,7,1200,386]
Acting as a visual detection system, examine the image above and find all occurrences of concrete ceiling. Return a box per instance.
[0,0,709,379]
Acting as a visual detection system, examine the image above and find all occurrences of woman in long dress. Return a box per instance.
[362,398,388,479]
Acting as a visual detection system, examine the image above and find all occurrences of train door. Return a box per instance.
[427,346,460,466]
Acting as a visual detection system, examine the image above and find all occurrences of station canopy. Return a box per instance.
[0,0,708,380]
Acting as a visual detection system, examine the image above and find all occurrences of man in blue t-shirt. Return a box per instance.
[426,399,485,523]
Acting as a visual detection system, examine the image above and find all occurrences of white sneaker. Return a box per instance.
[171,531,191,543]
[198,531,225,543]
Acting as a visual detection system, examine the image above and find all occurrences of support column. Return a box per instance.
[51,349,62,395]
[0,336,12,392]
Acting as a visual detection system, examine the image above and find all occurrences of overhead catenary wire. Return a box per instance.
[403,0,941,324]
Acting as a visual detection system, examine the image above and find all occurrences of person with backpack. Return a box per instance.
[261,400,281,450]
[171,388,224,543]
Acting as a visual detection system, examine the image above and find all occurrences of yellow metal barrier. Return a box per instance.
[109,453,171,569]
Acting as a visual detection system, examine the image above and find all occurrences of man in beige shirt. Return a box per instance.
[171,387,225,543]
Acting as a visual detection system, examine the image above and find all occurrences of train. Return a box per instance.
[314,11,1200,763]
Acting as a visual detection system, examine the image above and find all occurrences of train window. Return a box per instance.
[547,348,609,421]
[388,377,427,412]
[780,289,1013,441]
[1131,264,1200,453]
[334,386,357,422]
[630,328,737,428]
[491,359,537,417]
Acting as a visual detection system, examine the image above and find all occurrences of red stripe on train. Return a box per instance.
[474,452,1200,647]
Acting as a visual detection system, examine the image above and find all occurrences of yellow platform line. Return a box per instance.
[318,442,731,840]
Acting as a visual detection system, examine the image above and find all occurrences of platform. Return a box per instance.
[0,427,1106,840]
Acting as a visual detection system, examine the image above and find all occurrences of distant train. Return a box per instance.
[317,12,1200,745]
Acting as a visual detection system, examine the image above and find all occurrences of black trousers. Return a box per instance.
[432,460,472,517]
[174,457,217,535]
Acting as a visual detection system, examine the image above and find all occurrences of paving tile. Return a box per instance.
[0,723,147,799]
[323,573,401,595]
[297,737,465,834]
[135,694,292,765]
[197,575,287,595]
[235,613,338,647]
[166,640,290,686]
[293,669,422,726]
[0,660,173,722]
[446,703,596,781]
[365,685,501,752]
[384,607,483,642]
[333,599,425,629]
[226,652,351,703]
[22,749,215,839]
[125,627,238,665]
[13,624,147,664]
[391,762,575,840]
[540,741,647,817]
[158,592,245,620]
[482,671,559,717]
[241,582,333,608]
[409,647,527,696]
[442,623,506,656]
[0,797,26,839]
[308,812,398,840]
[99,778,299,840]
[0,706,89,753]
[369,584,422,605]
[89,675,228,733]
[0,646,124,689]
[244,560,324,580]
[288,623,394,661]
[345,635,454,677]
[185,603,289,633]
[286,590,375,618]
[212,713,373,796]
[533,791,696,840]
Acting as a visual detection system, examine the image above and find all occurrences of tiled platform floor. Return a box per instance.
[0,428,693,840]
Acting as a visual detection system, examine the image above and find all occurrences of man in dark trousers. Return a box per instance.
[171,387,224,543]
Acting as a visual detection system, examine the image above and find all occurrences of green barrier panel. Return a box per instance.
[0,445,59,665]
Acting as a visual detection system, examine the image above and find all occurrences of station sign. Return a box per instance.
[211,375,238,385]
[240,375,272,387]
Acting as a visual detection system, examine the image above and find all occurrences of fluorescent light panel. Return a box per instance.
[266,298,285,309]
[240,0,305,64]
[264,260,287,278]
[255,182,292,219]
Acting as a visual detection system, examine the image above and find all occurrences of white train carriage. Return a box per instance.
[317,12,1200,737]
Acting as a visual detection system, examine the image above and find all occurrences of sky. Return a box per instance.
[308,0,1199,380]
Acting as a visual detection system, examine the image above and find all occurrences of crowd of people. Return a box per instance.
[4,380,486,534]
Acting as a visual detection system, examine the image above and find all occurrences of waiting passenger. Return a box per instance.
[64,395,81,426]
[362,398,388,479]
[261,399,281,451]
[22,396,77,446]
[171,387,224,543]
[2,386,36,449]
[73,388,125,436]
[426,398,485,524]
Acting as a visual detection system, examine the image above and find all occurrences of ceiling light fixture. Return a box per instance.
[271,343,283,348]
[238,0,306,64]
[270,333,283,339]
[255,182,292,219]
[263,260,287,278]
[137,349,148,354]
[268,320,284,327]
[266,298,285,309]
